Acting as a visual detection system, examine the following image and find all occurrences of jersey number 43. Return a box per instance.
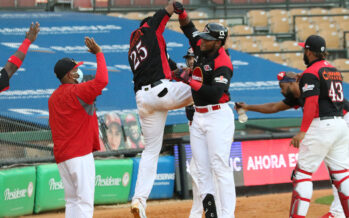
[328,81,344,102]
[129,41,148,70]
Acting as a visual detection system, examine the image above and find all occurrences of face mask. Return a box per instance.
[303,52,309,66]
[76,68,84,84]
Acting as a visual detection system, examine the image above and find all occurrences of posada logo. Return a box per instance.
[95,175,122,187]
[4,181,33,200]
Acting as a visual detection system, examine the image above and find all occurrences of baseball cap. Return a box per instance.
[298,35,326,53]
[277,71,297,83]
[54,58,83,80]
[183,47,194,59]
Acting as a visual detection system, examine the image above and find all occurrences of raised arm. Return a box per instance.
[4,22,40,79]
[236,101,291,114]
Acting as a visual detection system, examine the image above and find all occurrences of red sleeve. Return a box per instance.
[75,52,108,104]
[300,95,319,132]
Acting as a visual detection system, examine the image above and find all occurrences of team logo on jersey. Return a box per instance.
[204,65,212,71]
[214,76,228,84]
[322,70,342,81]
[192,67,203,82]
[302,83,315,92]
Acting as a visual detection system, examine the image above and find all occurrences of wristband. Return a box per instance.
[18,38,31,54]
[179,10,188,20]
[8,55,23,68]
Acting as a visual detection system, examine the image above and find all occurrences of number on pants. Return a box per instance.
[129,41,148,70]
[329,81,343,102]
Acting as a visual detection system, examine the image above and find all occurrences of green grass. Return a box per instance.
[315,195,334,205]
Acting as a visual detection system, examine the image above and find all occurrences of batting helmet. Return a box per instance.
[198,23,228,45]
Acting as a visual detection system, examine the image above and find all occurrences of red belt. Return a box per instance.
[195,105,221,113]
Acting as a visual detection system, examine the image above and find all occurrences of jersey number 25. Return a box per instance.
[329,81,344,102]
[130,41,148,70]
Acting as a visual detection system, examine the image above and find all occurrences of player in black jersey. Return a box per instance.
[285,35,349,218]
[0,22,40,92]
[174,4,235,218]
[128,1,193,218]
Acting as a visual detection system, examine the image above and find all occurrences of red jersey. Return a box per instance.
[49,52,108,163]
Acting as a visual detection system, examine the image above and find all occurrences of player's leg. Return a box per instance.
[157,80,193,110]
[290,119,334,218]
[57,161,79,218]
[190,117,218,218]
[205,104,235,218]
[66,153,95,218]
[189,158,204,218]
[325,119,349,218]
[132,110,168,210]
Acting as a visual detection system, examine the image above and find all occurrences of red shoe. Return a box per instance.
[320,212,335,218]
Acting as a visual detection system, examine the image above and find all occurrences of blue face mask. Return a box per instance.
[76,68,84,83]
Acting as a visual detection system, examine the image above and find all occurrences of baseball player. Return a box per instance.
[128,1,193,217]
[0,22,40,92]
[181,47,221,218]
[48,37,108,218]
[175,5,235,218]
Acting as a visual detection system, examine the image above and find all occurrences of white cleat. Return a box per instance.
[131,199,147,218]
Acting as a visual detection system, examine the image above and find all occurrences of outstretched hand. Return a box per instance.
[173,1,184,14]
[25,22,40,43]
[85,37,102,54]
[175,68,191,84]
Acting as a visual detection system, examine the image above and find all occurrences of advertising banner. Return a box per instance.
[94,159,133,204]
[0,166,36,217]
[129,156,175,200]
[241,138,330,186]
[34,164,65,213]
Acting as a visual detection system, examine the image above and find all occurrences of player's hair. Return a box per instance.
[313,51,329,60]
[140,17,152,27]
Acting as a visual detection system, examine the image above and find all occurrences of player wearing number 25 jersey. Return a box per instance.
[289,35,349,218]
[127,1,193,218]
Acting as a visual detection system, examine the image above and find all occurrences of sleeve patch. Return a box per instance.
[302,83,315,92]
[214,76,228,84]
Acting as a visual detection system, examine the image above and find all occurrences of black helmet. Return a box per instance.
[198,23,228,45]
[183,47,194,59]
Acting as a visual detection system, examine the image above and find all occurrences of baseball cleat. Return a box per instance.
[320,212,345,218]
[131,200,147,218]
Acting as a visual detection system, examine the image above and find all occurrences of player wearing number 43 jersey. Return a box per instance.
[128,1,193,218]
[286,35,349,218]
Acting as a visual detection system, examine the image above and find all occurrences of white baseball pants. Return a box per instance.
[57,153,95,218]
[132,79,192,207]
[190,103,236,218]
[329,113,349,216]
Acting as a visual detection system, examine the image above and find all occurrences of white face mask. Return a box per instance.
[76,68,84,83]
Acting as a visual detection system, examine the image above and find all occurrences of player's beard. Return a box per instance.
[303,53,310,66]
[282,87,295,99]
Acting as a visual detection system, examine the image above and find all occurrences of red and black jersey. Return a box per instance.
[299,59,344,117]
[128,9,172,92]
[0,68,10,92]
[283,96,304,109]
[181,21,233,106]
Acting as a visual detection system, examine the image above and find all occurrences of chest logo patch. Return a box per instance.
[192,67,203,82]
[204,64,212,71]
[302,83,315,92]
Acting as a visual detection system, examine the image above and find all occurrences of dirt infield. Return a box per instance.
[22,189,333,218]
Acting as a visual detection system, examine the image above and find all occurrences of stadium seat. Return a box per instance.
[283,52,302,64]
[319,31,342,49]
[167,21,182,32]
[133,0,151,6]
[239,42,261,53]
[268,9,288,19]
[0,0,15,7]
[332,15,349,23]
[337,20,349,32]
[317,23,337,33]
[232,36,254,44]
[309,8,328,15]
[231,25,253,35]
[328,7,349,14]
[332,59,349,71]
[208,19,228,27]
[95,0,108,7]
[289,8,308,24]
[17,0,36,7]
[280,40,302,51]
[108,12,125,18]
[260,53,285,64]
[188,11,208,19]
[296,23,317,42]
[112,0,131,6]
[286,58,306,70]
[311,16,330,25]
[192,20,207,31]
[259,41,281,52]
[345,33,349,47]
[254,35,276,44]
[124,12,146,20]
[270,16,290,33]
[247,10,268,28]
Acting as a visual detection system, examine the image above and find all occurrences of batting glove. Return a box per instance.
[173,1,184,14]
[175,68,191,84]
